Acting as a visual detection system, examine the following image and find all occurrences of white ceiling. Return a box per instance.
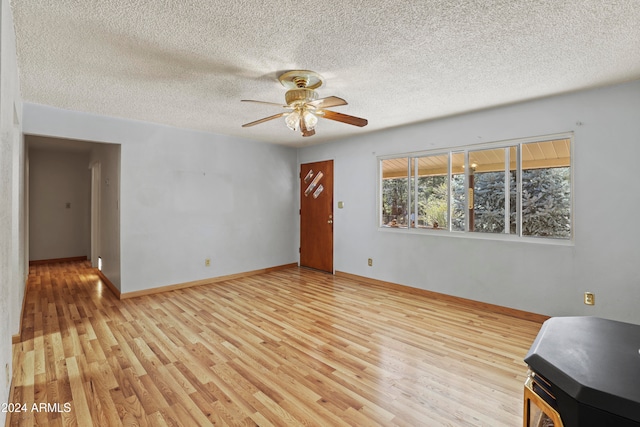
[11,1,640,147]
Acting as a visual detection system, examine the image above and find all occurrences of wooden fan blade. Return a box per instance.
[307,96,347,109]
[242,112,287,127]
[241,100,290,108]
[319,110,368,127]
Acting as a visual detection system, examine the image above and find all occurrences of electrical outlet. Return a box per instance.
[368,258,373,267]
[205,258,211,267]
[584,292,595,305]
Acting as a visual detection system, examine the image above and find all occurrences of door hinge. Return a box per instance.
[299,247,301,253]
[299,209,301,215]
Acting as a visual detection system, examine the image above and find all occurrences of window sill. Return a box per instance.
[377,226,574,246]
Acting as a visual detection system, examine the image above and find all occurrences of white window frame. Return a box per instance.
[377,132,574,244]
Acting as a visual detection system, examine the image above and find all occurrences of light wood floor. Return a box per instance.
[9,261,542,426]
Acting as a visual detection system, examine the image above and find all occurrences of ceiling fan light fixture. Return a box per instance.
[285,111,301,131]
[302,110,318,129]
[285,108,318,133]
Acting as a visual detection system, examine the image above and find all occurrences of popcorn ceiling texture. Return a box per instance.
[11,0,640,145]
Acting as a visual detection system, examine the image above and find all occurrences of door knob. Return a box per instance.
[328,220,333,224]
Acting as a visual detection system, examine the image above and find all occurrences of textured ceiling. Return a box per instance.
[11,0,640,146]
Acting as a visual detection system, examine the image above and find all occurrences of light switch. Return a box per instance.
[338,201,344,209]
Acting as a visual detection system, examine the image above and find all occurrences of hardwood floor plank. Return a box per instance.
[252,390,300,426]
[108,386,149,427]
[85,362,123,427]
[141,411,170,427]
[10,260,542,426]
[66,357,93,427]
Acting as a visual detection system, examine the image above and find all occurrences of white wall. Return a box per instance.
[23,103,298,294]
[299,80,640,324]
[89,142,121,289]
[28,148,91,261]
[0,0,24,422]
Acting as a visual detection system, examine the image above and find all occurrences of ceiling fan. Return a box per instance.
[241,70,368,137]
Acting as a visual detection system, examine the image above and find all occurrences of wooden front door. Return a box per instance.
[300,160,333,273]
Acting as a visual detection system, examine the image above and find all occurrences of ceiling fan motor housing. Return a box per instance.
[285,88,319,106]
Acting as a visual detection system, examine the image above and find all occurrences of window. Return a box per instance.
[380,157,410,228]
[415,154,448,229]
[379,134,572,240]
[469,147,508,234]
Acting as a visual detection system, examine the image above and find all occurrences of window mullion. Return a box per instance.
[462,151,468,232]
[447,152,452,231]
[516,144,522,236]
[413,157,418,228]
[504,147,510,234]
[406,157,411,228]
